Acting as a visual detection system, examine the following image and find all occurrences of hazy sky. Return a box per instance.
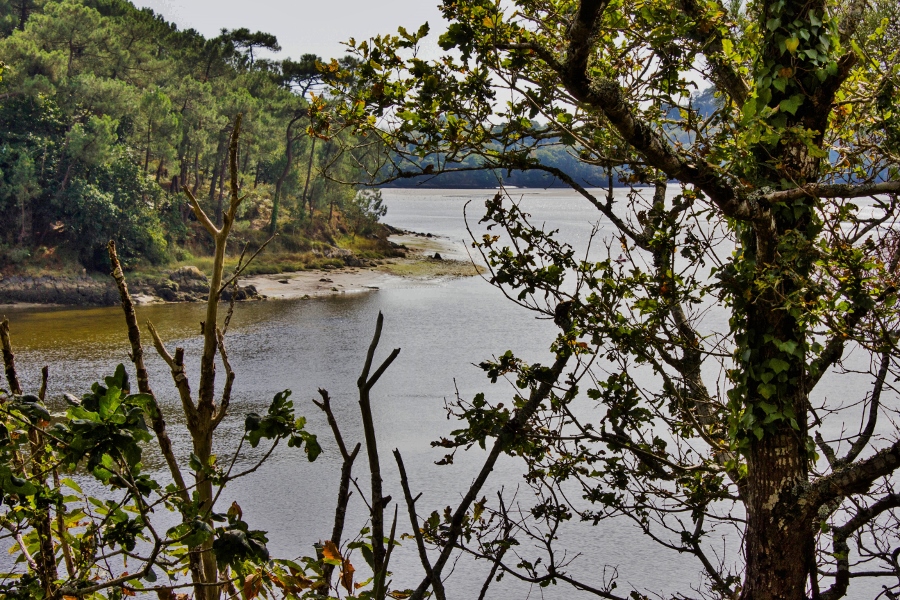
[133,0,445,61]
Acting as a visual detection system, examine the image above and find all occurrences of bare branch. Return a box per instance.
[835,352,890,467]
[212,328,235,429]
[803,440,900,515]
[184,187,219,237]
[394,449,446,600]
[147,321,198,429]
[313,388,362,592]
[357,313,401,597]
[0,517,38,570]
[108,242,194,497]
[0,317,22,395]
[765,181,900,203]
[821,493,900,600]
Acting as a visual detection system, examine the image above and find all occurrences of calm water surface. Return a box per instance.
[4,188,878,598]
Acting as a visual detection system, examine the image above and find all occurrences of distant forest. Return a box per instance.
[0,0,385,270]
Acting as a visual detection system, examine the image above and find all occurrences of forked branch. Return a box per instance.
[314,388,362,594]
[357,312,401,599]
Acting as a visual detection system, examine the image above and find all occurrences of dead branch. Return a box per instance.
[0,317,22,395]
[394,449,446,600]
[108,242,191,499]
[212,328,235,429]
[357,312,401,598]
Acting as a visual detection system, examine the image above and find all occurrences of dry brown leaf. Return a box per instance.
[322,539,342,562]
[228,500,243,521]
[340,558,355,593]
[243,572,263,600]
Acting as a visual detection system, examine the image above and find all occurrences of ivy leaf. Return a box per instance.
[768,358,791,373]
[780,94,805,115]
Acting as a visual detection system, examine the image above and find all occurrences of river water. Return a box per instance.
[2,188,883,598]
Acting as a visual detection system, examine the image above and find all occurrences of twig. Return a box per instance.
[409,349,572,600]
[212,328,235,429]
[477,492,513,600]
[218,233,277,295]
[220,243,247,337]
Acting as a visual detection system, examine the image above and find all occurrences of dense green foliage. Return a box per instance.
[0,0,378,271]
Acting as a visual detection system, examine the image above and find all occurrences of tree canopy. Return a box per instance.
[0,0,381,271]
[323,0,900,598]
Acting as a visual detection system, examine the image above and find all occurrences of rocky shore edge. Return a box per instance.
[0,233,473,307]
[0,265,263,307]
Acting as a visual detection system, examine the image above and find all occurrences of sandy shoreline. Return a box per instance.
[0,234,483,308]
[241,233,482,301]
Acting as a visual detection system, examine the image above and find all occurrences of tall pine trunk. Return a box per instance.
[270,114,304,235]
[302,134,317,224]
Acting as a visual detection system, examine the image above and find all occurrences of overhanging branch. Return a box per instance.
[764,181,900,203]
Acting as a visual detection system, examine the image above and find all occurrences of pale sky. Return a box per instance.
[133,0,446,61]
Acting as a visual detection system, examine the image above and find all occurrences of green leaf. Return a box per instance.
[768,358,790,373]
[758,401,778,415]
[303,433,322,462]
[99,386,123,420]
[780,94,804,115]
[62,478,83,494]
[758,383,777,399]
[0,465,37,496]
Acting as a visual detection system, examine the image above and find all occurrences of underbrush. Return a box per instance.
[1,218,402,279]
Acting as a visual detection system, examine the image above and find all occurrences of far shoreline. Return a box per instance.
[0,233,483,310]
[241,233,483,301]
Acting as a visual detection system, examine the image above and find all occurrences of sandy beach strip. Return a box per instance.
[242,233,483,301]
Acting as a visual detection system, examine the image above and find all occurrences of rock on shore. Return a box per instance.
[0,274,120,305]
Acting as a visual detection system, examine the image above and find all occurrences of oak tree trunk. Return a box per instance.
[742,429,810,600]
